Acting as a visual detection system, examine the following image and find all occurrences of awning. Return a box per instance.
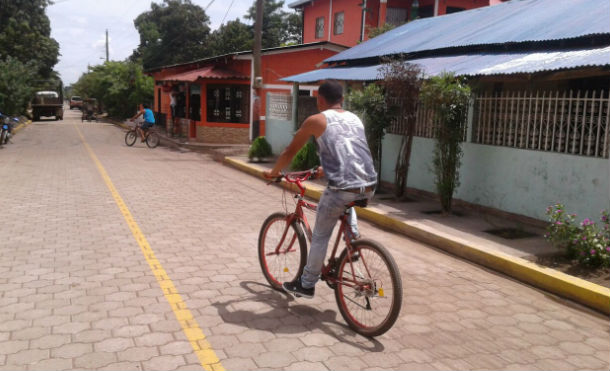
[161,66,248,82]
[282,46,610,83]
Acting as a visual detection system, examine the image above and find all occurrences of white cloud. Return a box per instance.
[48,0,297,85]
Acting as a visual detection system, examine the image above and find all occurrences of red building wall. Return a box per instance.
[299,0,501,46]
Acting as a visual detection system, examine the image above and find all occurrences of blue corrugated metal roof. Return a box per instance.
[282,46,610,82]
[326,0,610,63]
[287,0,311,8]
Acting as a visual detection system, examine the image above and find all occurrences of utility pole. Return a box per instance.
[251,0,263,141]
[105,29,109,62]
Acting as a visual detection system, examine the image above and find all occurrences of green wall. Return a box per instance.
[382,133,610,221]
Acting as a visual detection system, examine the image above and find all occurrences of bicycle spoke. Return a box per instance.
[334,240,402,336]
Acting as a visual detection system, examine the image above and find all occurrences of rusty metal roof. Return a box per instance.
[325,0,610,63]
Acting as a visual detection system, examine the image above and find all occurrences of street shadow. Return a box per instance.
[211,280,385,352]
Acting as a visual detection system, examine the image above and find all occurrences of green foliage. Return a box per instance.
[346,84,393,176]
[133,0,212,69]
[72,61,154,119]
[0,57,37,115]
[208,19,253,55]
[367,23,396,39]
[420,72,471,213]
[0,0,59,79]
[245,0,302,48]
[290,141,319,171]
[545,204,610,268]
[248,136,273,161]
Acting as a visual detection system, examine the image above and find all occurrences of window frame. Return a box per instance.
[333,11,344,35]
[315,16,325,39]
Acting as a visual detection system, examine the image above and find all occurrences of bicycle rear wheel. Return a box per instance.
[334,239,402,337]
[146,132,160,148]
[258,212,307,291]
[125,130,137,146]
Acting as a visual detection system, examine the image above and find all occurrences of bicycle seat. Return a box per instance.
[348,199,368,208]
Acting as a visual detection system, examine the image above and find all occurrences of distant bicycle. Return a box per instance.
[125,120,160,148]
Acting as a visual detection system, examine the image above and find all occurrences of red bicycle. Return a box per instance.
[258,169,403,337]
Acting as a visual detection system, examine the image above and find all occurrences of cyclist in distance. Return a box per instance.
[130,103,155,142]
[263,79,377,299]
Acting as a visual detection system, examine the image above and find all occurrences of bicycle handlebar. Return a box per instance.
[266,167,320,196]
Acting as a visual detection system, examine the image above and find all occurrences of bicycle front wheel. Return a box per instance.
[146,132,160,148]
[258,212,307,291]
[125,130,137,146]
[334,239,403,337]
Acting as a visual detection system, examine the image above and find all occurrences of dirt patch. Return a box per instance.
[528,253,610,287]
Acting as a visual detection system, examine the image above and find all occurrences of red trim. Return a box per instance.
[198,122,249,128]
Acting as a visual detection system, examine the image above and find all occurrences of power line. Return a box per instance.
[205,0,215,10]
[220,0,235,25]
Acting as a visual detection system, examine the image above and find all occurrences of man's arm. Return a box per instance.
[264,113,326,178]
[130,110,143,121]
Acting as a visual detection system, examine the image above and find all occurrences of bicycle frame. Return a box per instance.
[274,170,374,292]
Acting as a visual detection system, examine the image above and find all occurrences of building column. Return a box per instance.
[379,0,387,27]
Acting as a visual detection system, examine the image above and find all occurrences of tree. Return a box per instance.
[420,72,471,213]
[208,19,253,56]
[0,0,59,79]
[0,57,38,115]
[367,23,396,39]
[72,61,154,119]
[133,0,212,69]
[245,0,302,48]
[379,57,422,200]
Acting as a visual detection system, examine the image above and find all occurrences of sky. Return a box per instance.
[47,0,296,86]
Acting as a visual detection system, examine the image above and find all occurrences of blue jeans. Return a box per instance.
[301,187,375,289]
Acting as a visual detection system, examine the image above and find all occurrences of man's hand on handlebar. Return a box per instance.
[263,170,281,180]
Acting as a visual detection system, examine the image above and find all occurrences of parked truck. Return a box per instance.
[31,80,64,121]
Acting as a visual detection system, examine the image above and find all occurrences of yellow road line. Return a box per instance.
[74,124,224,371]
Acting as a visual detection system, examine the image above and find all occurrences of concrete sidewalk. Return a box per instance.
[224,156,610,315]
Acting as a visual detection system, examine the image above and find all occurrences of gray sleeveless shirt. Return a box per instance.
[316,109,377,189]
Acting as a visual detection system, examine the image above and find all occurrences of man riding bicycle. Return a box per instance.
[130,103,155,142]
[263,79,377,299]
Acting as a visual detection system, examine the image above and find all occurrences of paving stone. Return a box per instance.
[6,349,49,365]
[26,358,73,371]
[253,351,297,369]
[73,352,117,369]
[94,337,135,352]
[0,341,29,355]
[142,355,186,371]
[286,361,329,371]
[118,347,160,362]
[99,361,143,371]
[73,329,111,343]
[30,334,71,349]
[135,333,175,347]
[51,343,93,358]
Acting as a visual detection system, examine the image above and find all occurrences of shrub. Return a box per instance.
[420,72,471,213]
[290,141,319,171]
[248,136,273,161]
[545,204,610,267]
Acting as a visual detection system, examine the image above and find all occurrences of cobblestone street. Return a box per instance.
[0,110,608,371]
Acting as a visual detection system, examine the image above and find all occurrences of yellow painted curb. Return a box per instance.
[224,156,610,315]
[11,120,31,135]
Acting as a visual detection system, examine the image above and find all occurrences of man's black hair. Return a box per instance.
[318,80,343,105]
[143,103,150,109]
